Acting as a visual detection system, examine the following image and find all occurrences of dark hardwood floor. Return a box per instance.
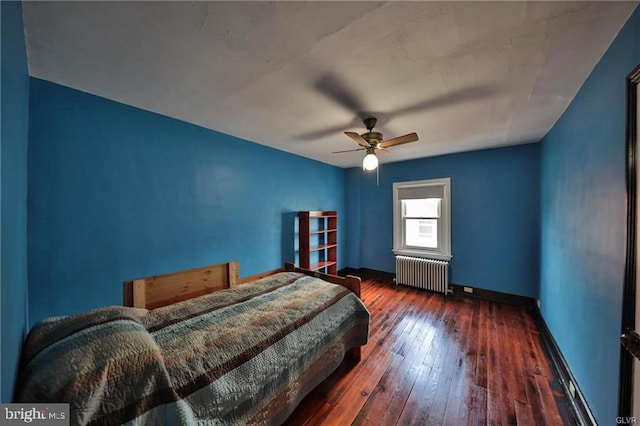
[284,277,575,425]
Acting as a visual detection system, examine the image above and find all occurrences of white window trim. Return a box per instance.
[392,177,452,261]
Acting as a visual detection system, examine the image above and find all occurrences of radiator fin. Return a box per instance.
[395,255,449,294]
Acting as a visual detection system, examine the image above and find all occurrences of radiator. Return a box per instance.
[395,255,449,294]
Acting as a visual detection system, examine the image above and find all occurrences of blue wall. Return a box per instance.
[539,6,639,423]
[27,79,346,324]
[1,1,30,402]
[346,143,540,298]
[344,167,362,269]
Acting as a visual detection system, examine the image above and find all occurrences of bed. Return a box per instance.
[16,261,369,425]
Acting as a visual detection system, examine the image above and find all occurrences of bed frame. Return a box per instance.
[123,261,363,360]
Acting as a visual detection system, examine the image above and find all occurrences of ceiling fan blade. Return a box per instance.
[379,133,418,148]
[295,123,352,141]
[332,148,366,154]
[345,131,370,148]
[314,73,366,113]
[394,86,496,116]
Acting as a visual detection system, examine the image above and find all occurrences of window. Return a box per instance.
[403,198,440,248]
[393,178,451,260]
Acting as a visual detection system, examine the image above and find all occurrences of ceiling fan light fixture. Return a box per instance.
[362,152,378,171]
[339,117,418,172]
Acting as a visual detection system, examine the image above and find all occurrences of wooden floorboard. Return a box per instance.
[284,277,576,426]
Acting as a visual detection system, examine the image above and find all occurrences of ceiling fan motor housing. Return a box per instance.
[363,131,383,146]
[363,117,378,131]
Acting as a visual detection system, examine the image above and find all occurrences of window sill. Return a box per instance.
[392,249,452,261]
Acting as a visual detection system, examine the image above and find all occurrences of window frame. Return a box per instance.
[392,177,452,261]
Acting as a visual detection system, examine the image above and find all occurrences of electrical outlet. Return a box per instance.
[536,299,541,309]
[463,286,473,294]
[569,381,576,399]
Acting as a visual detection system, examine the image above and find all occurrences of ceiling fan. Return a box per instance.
[333,116,418,171]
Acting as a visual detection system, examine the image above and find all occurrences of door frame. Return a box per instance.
[619,64,640,418]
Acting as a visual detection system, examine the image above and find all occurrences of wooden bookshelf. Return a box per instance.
[298,211,337,275]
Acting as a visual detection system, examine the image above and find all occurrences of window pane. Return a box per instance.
[403,198,440,218]
[405,218,438,248]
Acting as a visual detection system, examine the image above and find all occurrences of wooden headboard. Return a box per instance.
[123,261,360,310]
[123,261,240,309]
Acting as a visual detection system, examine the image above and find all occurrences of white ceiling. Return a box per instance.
[23,1,638,168]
